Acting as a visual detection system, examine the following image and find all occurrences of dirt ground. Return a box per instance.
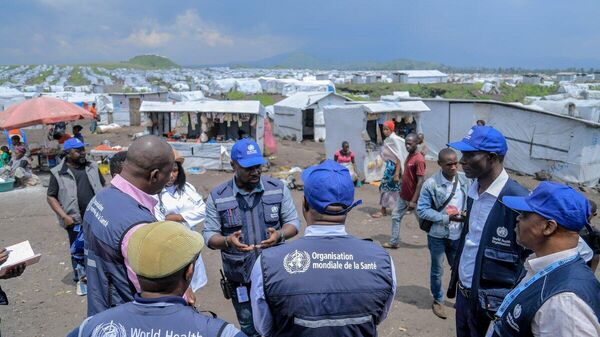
[1,124,599,337]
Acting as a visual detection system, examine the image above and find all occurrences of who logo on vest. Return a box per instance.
[283,250,311,274]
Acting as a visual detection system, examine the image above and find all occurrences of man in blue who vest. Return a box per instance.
[446,126,530,337]
[487,182,600,337]
[83,135,176,316]
[250,160,396,337]
[68,221,247,337]
[203,138,300,337]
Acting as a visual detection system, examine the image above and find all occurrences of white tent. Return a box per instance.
[281,80,334,97]
[274,92,350,142]
[207,79,238,95]
[324,101,431,182]
[168,91,206,102]
[236,79,263,95]
[413,98,600,186]
[0,87,25,111]
[140,100,265,171]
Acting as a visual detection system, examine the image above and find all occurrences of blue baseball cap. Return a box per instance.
[447,126,508,156]
[231,138,266,168]
[302,160,362,215]
[63,137,86,151]
[502,182,591,232]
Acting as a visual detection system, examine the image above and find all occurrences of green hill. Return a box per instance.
[126,55,180,69]
[84,55,180,70]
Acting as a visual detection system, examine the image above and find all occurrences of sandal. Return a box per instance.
[371,211,384,218]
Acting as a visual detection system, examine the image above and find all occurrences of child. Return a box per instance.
[0,146,11,168]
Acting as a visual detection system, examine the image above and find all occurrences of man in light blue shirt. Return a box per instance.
[202,139,299,337]
[250,160,396,337]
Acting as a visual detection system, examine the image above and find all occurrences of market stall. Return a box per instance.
[140,100,265,171]
[0,96,94,171]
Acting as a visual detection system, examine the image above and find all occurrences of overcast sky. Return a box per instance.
[1,0,599,68]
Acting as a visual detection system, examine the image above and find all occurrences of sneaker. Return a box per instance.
[432,301,447,319]
[382,242,399,249]
[76,281,87,296]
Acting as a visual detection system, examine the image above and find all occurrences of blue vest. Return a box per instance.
[210,176,284,283]
[75,295,233,337]
[83,186,156,316]
[261,235,394,337]
[449,179,530,316]
[491,257,600,337]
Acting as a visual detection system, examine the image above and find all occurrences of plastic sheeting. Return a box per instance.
[417,99,600,186]
[236,79,262,94]
[0,87,25,111]
[170,142,234,171]
[273,92,349,142]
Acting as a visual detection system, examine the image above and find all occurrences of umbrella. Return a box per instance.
[0,96,94,130]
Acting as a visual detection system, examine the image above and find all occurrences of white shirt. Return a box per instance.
[250,225,397,337]
[154,183,208,291]
[441,175,465,240]
[459,169,509,288]
[486,248,600,337]
[578,236,594,263]
[155,182,206,228]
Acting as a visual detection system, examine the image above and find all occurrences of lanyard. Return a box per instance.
[495,253,579,318]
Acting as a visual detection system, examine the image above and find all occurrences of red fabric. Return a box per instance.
[383,120,395,130]
[264,118,277,154]
[0,97,94,130]
[58,133,72,144]
[335,149,354,164]
[400,152,426,201]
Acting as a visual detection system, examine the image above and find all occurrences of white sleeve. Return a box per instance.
[179,184,206,228]
[380,256,397,321]
[532,292,600,337]
[250,256,273,337]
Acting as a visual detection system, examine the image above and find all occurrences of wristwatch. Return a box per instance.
[278,230,286,243]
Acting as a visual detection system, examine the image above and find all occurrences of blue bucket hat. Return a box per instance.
[447,125,508,156]
[502,181,591,232]
[302,160,362,215]
[231,138,266,168]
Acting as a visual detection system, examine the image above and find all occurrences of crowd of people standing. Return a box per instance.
[1,115,599,337]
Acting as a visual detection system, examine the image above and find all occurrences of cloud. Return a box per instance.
[124,29,172,48]
[173,9,233,46]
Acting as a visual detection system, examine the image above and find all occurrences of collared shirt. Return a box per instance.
[111,175,159,293]
[154,182,208,292]
[203,176,300,245]
[459,169,509,288]
[155,183,206,229]
[485,248,600,337]
[249,225,397,337]
[441,174,465,240]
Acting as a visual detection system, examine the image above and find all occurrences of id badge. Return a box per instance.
[236,286,249,303]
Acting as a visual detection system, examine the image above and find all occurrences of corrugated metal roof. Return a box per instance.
[140,100,263,114]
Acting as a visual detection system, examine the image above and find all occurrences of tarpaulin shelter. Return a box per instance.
[411,98,600,186]
[324,100,430,182]
[0,96,94,130]
[274,91,350,142]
